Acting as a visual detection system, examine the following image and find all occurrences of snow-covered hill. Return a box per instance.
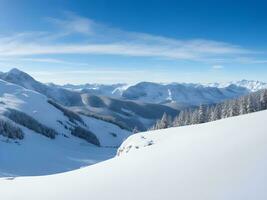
[1,110,267,199]
[0,79,131,176]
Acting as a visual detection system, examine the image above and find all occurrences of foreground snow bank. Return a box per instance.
[1,110,267,199]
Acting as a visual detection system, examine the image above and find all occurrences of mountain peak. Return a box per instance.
[8,68,29,76]
[5,68,35,81]
[9,67,23,73]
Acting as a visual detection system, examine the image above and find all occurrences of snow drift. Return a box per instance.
[1,110,267,199]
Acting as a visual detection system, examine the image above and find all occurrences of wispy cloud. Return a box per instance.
[212,65,224,69]
[46,12,96,35]
[0,12,264,65]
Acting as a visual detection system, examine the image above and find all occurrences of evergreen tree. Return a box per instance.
[230,100,240,117]
[198,104,207,123]
[173,111,184,127]
[246,95,254,113]
[239,97,247,115]
[151,89,267,130]
[221,102,230,118]
[260,90,267,110]
[160,112,168,129]
[211,104,222,121]
[191,110,199,124]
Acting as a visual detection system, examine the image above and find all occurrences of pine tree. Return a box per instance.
[260,90,267,110]
[160,112,169,129]
[239,97,247,115]
[230,100,240,117]
[246,95,254,113]
[173,112,183,127]
[153,88,267,130]
[221,102,230,118]
[211,104,222,121]
[184,109,191,125]
[206,106,213,122]
[198,104,207,123]
[172,115,179,127]
[191,110,199,124]
[151,112,171,130]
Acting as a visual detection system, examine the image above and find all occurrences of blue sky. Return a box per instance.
[0,0,267,84]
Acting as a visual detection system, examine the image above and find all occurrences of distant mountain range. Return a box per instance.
[0,68,266,132]
[120,82,250,107]
[62,80,267,95]
[0,68,266,177]
[205,80,267,92]
[59,77,267,107]
[0,69,178,131]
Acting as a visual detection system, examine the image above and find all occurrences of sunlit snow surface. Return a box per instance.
[0,79,131,177]
[1,110,267,199]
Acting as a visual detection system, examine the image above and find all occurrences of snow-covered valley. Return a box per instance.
[1,110,267,199]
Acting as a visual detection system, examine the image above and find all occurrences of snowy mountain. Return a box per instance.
[1,110,267,199]
[72,94,178,131]
[0,79,131,176]
[121,82,250,106]
[0,69,179,131]
[0,68,84,106]
[54,79,267,108]
[60,83,128,97]
[3,69,264,108]
[1,68,265,130]
[207,80,267,92]
[61,80,265,107]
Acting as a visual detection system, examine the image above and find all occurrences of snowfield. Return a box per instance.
[0,79,131,177]
[1,110,267,199]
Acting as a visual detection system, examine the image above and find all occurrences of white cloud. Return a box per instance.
[212,65,224,69]
[0,13,264,65]
[46,12,95,35]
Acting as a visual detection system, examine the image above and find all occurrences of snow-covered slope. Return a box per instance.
[61,83,128,97]
[1,110,267,199]
[0,69,179,131]
[122,82,249,106]
[13,66,261,107]
[0,79,131,176]
[73,94,179,131]
[60,80,267,107]
[0,68,83,106]
[207,80,267,92]
[60,80,267,106]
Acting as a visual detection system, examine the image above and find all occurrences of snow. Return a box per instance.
[0,79,131,177]
[0,131,116,177]
[122,81,249,106]
[54,78,266,106]
[82,115,130,147]
[206,80,267,92]
[1,110,267,199]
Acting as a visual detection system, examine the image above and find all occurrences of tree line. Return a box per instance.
[151,89,267,130]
